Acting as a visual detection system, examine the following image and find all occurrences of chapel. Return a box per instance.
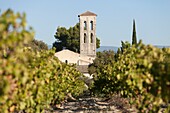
[55,11,97,77]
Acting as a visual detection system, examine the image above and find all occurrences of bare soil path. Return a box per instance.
[46,94,137,113]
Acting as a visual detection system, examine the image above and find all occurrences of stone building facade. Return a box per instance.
[78,11,97,57]
[55,11,97,77]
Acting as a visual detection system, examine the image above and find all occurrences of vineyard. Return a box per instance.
[90,41,170,112]
[0,9,86,113]
[1,9,170,113]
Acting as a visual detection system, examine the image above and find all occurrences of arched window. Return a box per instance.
[84,33,86,43]
[90,21,93,30]
[90,33,93,43]
[84,21,87,30]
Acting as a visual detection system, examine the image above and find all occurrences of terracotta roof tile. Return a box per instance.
[78,11,97,17]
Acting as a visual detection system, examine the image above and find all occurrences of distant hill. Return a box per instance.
[97,46,119,52]
[48,45,119,52]
[154,45,170,48]
[48,45,169,52]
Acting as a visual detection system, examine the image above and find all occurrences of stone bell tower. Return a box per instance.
[78,11,97,57]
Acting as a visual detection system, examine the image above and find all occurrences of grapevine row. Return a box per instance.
[0,9,85,113]
[90,41,170,112]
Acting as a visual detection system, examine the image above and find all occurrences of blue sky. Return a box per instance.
[0,0,170,46]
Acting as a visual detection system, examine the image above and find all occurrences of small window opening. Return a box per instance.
[90,33,93,43]
[65,60,68,64]
[84,21,87,30]
[90,21,93,30]
[84,33,86,43]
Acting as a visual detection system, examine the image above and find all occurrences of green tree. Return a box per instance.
[88,50,115,75]
[115,48,121,61]
[120,41,131,53]
[96,38,100,48]
[53,23,100,52]
[132,20,137,45]
[26,39,48,51]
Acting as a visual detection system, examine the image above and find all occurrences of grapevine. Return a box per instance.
[90,41,170,112]
[0,9,85,113]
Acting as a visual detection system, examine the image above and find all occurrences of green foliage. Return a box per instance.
[0,9,85,113]
[22,49,85,113]
[90,40,170,112]
[96,38,100,48]
[88,50,115,76]
[88,50,115,95]
[0,9,34,112]
[53,23,100,52]
[26,39,48,51]
[132,20,137,45]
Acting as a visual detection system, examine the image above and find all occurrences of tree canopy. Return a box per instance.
[26,39,48,51]
[132,20,137,45]
[88,50,115,75]
[53,23,100,53]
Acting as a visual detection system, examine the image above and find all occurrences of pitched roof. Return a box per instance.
[55,49,79,56]
[78,11,97,17]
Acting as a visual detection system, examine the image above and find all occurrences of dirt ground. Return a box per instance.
[46,94,137,113]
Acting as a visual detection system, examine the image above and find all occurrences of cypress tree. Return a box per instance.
[132,20,137,45]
